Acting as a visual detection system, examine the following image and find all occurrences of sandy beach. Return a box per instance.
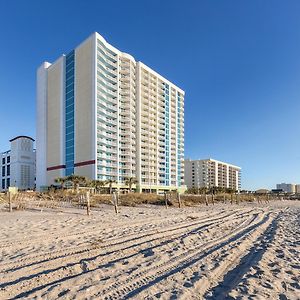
[0,200,299,299]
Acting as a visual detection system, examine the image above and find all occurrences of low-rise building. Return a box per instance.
[184,158,241,191]
[0,136,36,191]
[276,183,296,194]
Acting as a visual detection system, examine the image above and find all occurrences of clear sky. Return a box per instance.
[0,0,300,190]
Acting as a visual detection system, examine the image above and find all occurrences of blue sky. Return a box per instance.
[0,0,300,190]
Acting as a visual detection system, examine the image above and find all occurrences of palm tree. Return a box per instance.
[226,188,235,194]
[106,179,116,194]
[209,186,219,195]
[90,180,105,193]
[66,175,88,193]
[185,187,197,194]
[199,187,207,195]
[54,177,67,189]
[125,177,138,193]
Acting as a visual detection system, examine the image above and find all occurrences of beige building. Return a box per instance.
[36,32,185,193]
[136,63,185,192]
[184,158,241,191]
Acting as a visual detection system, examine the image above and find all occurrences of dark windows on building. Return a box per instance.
[2,179,4,189]
[65,50,75,176]
[2,166,5,176]
[6,178,10,188]
[7,165,10,176]
[2,157,5,164]
[7,156,10,163]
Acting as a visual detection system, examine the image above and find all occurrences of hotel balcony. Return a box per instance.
[120,75,130,84]
[97,130,117,140]
[120,137,136,144]
[97,100,117,112]
[119,90,130,97]
[123,131,136,138]
[119,171,135,177]
[98,170,118,176]
[97,139,117,147]
[120,100,136,110]
[97,122,117,133]
[119,123,135,130]
[119,157,132,163]
[119,116,135,124]
[98,152,117,160]
[119,82,132,89]
[104,49,117,61]
[98,116,117,126]
[97,43,117,59]
[119,105,136,114]
[97,92,117,105]
[97,145,117,153]
[97,51,116,67]
[97,59,117,79]
[97,130,117,141]
[119,145,132,151]
[98,78,117,91]
[119,67,130,75]
[97,107,117,118]
[97,161,117,168]
[97,69,117,85]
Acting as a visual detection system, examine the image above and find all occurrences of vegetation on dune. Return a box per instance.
[0,193,6,203]
[105,179,117,194]
[124,177,138,193]
[1,180,283,214]
[185,186,237,195]
[54,176,139,195]
[89,180,106,193]
[54,175,88,193]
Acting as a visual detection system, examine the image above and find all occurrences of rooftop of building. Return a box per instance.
[1,150,11,156]
[185,158,241,170]
[9,136,35,142]
[40,32,185,94]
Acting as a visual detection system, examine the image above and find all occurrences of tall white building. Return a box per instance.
[0,136,36,191]
[184,158,241,191]
[36,32,185,193]
[276,183,295,194]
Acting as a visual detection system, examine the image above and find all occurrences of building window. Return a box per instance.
[2,179,4,189]
[7,165,10,176]
[7,156,10,163]
[2,166,5,176]
[21,165,30,188]
[2,157,5,164]
[6,178,10,188]
[65,50,75,176]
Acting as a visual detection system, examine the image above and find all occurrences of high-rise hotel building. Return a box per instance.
[36,32,185,192]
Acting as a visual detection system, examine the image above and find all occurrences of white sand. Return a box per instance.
[0,201,299,299]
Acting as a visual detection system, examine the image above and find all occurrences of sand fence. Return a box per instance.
[0,190,278,216]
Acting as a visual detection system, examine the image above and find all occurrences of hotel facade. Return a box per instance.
[0,136,36,191]
[36,32,185,192]
[184,158,241,191]
[276,183,296,194]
